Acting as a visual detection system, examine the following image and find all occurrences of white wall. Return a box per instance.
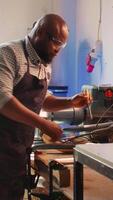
[50,0,113,95]
[101,0,113,84]
[0,0,52,43]
[1,0,113,96]
[0,0,76,96]
[74,0,102,92]
[74,0,113,92]
[49,0,76,96]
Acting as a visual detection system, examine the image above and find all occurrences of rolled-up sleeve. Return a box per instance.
[0,46,16,109]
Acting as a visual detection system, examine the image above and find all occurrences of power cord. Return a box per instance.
[95,103,113,128]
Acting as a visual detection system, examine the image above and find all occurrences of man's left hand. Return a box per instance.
[71,92,93,108]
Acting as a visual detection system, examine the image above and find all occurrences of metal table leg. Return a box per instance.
[74,161,83,200]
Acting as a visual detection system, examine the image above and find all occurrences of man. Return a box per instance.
[0,14,90,199]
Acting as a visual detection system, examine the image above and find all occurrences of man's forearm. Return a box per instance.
[43,95,73,112]
[43,93,90,112]
[0,96,63,139]
[0,96,47,129]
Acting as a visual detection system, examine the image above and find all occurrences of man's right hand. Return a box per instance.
[0,96,63,141]
[40,118,63,141]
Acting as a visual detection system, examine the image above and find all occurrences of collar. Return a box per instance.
[24,36,47,67]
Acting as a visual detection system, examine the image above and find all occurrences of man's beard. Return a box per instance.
[38,51,53,64]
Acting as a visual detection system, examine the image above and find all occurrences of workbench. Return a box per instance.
[74,143,113,200]
[34,149,74,200]
[34,145,113,200]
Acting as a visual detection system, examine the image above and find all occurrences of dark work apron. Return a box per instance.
[0,44,48,180]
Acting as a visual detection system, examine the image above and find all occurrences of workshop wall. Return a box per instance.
[0,0,52,43]
[74,0,102,92]
[0,0,113,96]
[74,0,113,93]
[48,0,76,96]
[0,0,76,96]
[101,0,113,84]
[50,0,113,95]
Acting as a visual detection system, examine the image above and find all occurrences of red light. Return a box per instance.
[104,89,113,98]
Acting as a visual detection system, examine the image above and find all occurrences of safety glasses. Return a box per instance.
[47,32,67,48]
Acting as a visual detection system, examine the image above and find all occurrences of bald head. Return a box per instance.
[30,14,69,39]
[37,13,67,29]
[28,14,69,63]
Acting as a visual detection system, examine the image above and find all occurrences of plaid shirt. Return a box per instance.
[0,36,51,109]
